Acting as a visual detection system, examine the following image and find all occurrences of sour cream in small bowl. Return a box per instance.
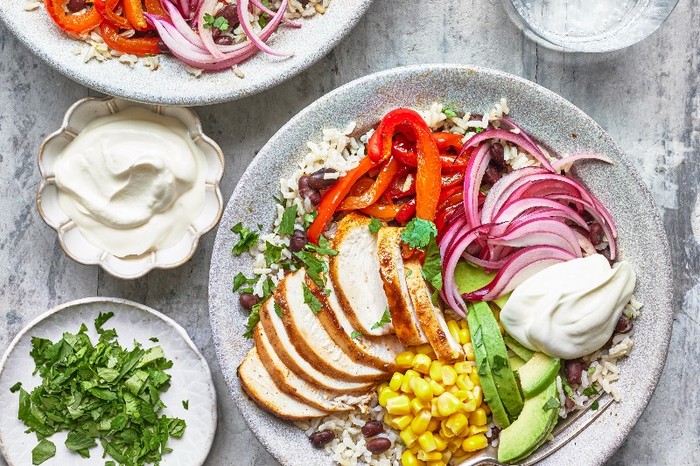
[37,97,225,279]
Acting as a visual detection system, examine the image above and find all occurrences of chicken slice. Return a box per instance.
[276,269,389,383]
[306,275,405,373]
[238,348,328,421]
[254,323,370,412]
[405,260,464,362]
[329,213,392,336]
[258,298,372,394]
[377,227,428,346]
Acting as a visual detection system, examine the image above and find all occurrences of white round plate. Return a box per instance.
[0,297,217,466]
[0,1,373,105]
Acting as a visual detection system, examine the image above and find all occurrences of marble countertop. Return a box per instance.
[0,0,697,465]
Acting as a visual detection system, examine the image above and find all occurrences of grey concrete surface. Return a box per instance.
[0,0,697,465]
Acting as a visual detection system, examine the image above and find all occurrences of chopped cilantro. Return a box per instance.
[474,127,484,134]
[582,385,598,397]
[401,218,438,250]
[421,237,442,291]
[491,355,508,373]
[244,302,262,339]
[587,365,596,375]
[368,217,382,234]
[561,377,574,397]
[472,326,483,348]
[274,301,283,318]
[233,272,256,292]
[15,315,185,466]
[9,381,21,393]
[405,269,413,278]
[443,106,458,118]
[478,359,488,377]
[303,211,318,229]
[542,396,560,411]
[149,337,159,343]
[302,283,323,315]
[231,223,259,256]
[590,400,599,411]
[371,308,392,330]
[304,236,338,256]
[182,400,189,410]
[258,0,270,27]
[278,205,298,236]
[350,330,363,340]
[264,241,283,266]
[294,251,327,288]
[203,13,229,31]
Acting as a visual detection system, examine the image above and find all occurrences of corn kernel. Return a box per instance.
[452,390,469,402]
[411,377,433,402]
[393,414,414,430]
[429,361,443,381]
[384,413,394,425]
[448,438,462,452]
[427,418,440,433]
[473,385,483,405]
[462,399,478,413]
[387,395,411,415]
[463,343,475,362]
[441,366,457,386]
[410,397,429,415]
[402,370,420,393]
[456,373,474,391]
[441,450,453,464]
[469,424,488,436]
[418,431,438,452]
[378,387,399,407]
[470,408,487,426]
[439,425,454,439]
[412,353,432,374]
[447,320,460,343]
[410,409,432,435]
[401,450,425,466]
[418,451,443,462]
[415,344,434,356]
[436,392,461,417]
[410,444,422,455]
[433,434,447,452]
[445,412,469,436]
[458,328,470,345]
[389,372,404,391]
[447,385,459,394]
[469,371,480,385]
[400,428,419,448]
[396,351,416,369]
[462,434,488,452]
[431,399,440,417]
[429,380,445,396]
[454,361,470,374]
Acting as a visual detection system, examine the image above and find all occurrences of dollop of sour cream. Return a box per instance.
[54,107,206,258]
[500,254,636,359]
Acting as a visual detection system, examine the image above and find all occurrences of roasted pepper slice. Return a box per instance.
[94,0,130,29]
[144,0,169,16]
[339,157,400,211]
[360,197,403,221]
[45,0,102,35]
[100,22,160,56]
[123,0,149,31]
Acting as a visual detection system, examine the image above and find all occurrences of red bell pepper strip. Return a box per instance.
[144,0,169,16]
[395,199,416,224]
[306,157,376,244]
[441,170,465,188]
[45,0,102,35]
[433,132,464,152]
[385,165,416,199]
[94,0,130,29]
[123,0,149,31]
[437,185,463,209]
[100,22,160,56]
[435,203,463,240]
[360,198,403,221]
[339,157,400,211]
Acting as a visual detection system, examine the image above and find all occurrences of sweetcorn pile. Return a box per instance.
[377,319,489,466]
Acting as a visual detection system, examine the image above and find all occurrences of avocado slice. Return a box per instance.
[497,380,560,463]
[455,261,510,309]
[504,335,534,362]
[518,353,561,399]
[471,302,524,419]
[509,355,525,371]
[466,308,510,429]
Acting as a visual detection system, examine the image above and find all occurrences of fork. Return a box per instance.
[457,395,614,466]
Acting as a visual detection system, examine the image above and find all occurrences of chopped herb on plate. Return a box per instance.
[231,223,259,256]
[371,308,392,330]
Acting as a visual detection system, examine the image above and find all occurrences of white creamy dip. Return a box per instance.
[54,107,206,257]
[500,254,636,359]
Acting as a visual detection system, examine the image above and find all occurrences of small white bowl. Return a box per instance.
[37,97,225,279]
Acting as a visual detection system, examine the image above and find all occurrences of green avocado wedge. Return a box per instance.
[497,380,560,463]
[509,355,525,371]
[518,353,560,399]
[466,308,510,429]
[454,262,510,309]
[504,335,534,362]
[471,302,524,419]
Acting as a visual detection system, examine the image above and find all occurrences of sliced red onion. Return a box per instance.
[480,166,548,224]
[250,0,301,28]
[197,0,225,58]
[464,129,555,172]
[553,152,613,173]
[489,218,581,257]
[463,246,575,301]
[238,0,292,57]
[178,0,192,19]
[441,225,490,315]
[162,0,205,47]
[494,197,589,230]
[573,229,598,255]
[462,143,491,230]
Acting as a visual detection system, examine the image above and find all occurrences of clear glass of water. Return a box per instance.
[502,0,680,52]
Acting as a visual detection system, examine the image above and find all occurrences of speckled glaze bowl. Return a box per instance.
[0,1,373,106]
[38,97,225,279]
[208,64,673,466]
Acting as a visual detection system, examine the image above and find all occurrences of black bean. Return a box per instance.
[298,175,322,205]
[67,0,86,12]
[589,222,605,245]
[307,168,339,191]
[298,175,311,191]
[366,437,391,454]
[216,4,240,31]
[289,230,308,252]
[564,359,584,385]
[564,397,575,412]
[239,293,260,310]
[214,35,234,46]
[212,28,222,41]
[309,430,335,448]
[361,420,384,438]
[158,41,170,54]
[615,314,633,333]
[490,143,505,168]
[307,190,322,206]
[483,164,501,186]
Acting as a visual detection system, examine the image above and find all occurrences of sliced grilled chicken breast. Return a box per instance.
[254,323,369,412]
[306,275,405,373]
[329,213,392,336]
[276,270,389,383]
[377,227,428,346]
[238,348,328,420]
[258,299,372,394]
[405,260,464,362]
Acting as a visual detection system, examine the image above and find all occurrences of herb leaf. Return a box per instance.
[32,439,56,465]
[371,308,392,330]
[278,205,298,236]
[368,217,382,234]
[304,236,338,256]
[274,301,283,318]
[350,330,363,340]
[590,400,599,411]
[401,218,438,250]
[421,237,442,291]
[182,400,189,410]
[542,397,560,411]
[582,385,599,397]
[233,272,255,292]
[203,13,230,31]
[443,105,458,118]
[231,223,259,256]
[302,283,323,315]
[264,242,283,266]
[294,251,327,288]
